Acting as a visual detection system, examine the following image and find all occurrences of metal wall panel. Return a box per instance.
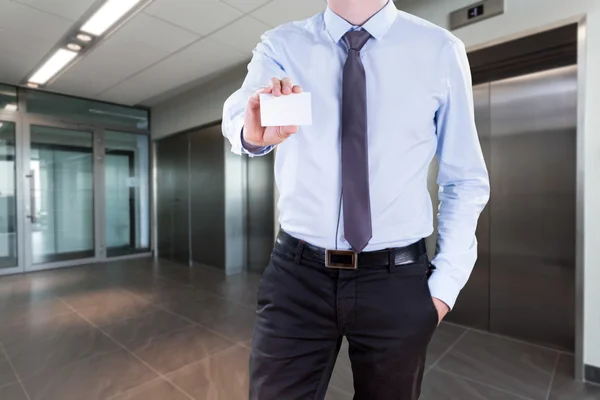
[446,83,492,330]
[189,126,226,270]
[224,140,245,274]
[156,123,272,275]
[156,133,190,265]
[246,151,275,273]
[489,66,577,350]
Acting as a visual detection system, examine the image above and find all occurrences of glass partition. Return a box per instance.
[0,82,151,273]
[27,91,148,130]
[104,130,150,256]
[0,121,17,268]
[0,84,18,111]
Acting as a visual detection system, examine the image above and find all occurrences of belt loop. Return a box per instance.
[294,240,305,264]
[388,248,394,273]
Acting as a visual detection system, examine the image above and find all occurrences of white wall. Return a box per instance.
[395,0,600,369]
[151,64,247,140]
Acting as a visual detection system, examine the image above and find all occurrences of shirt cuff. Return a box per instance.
[428,263,462,310]
[240,128,273,156]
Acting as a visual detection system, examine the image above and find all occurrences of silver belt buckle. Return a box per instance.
[325,249,358,270]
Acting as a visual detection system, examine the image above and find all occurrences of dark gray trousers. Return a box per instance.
[249,239,438,400]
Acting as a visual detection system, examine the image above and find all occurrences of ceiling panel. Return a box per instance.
[209,16,271,55]
[98,38,248,105]
[144,0,243,36]
[0,28,54,84]
[0,0,331,103]
[0,26,58,68]
[221,0,272,13]
[117,12,201,53]
[0,47,42,84]
[0,0,72,84]
[12,0,97,21]
[0,0,72,42]
[251,0,325,27]
[52,35,170,98]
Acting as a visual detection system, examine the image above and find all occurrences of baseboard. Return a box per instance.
[585,364,600,385]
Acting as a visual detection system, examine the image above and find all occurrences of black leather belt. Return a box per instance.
[276,230,428,270]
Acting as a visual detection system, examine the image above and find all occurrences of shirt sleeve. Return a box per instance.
[222,30,286,156]
[428,39,491,310]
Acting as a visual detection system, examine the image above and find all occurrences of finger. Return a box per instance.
[248,90,261,109]
[281,77,293,95]
[280,125,298,136]
[268,77,282,97]
[292,85,303,94]
[260,86,271,94]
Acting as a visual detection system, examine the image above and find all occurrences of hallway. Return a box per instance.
[0,259,597,400]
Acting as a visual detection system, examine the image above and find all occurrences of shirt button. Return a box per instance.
[339,235,345,242]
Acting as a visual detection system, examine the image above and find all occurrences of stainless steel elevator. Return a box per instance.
[440,25,578,351]
[156,123,275,274]
[156,132,190,266]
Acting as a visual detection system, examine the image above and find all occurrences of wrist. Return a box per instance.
[432,297,450,312]
[241,129,264,153]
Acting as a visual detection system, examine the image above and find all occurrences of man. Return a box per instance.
[223,0,490,398]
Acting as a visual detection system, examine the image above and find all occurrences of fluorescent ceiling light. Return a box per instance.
[81,0,141,36]
[4,104,17,111]
[29,49,78,85]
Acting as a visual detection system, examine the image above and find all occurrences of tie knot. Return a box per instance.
[343,29,371,52]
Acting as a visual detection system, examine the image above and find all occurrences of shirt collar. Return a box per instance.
[324,0,398,43]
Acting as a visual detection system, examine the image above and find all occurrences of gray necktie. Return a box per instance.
[342,30,372,253]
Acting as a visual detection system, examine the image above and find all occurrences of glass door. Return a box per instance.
[0,119,20,273]
[104,130,150,257]
[0,85,152,276]
[24,123,95,269]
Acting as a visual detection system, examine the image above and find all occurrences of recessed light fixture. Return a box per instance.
[26,82,39,88]
[76,33,93,42]
[81,0,141,36]
[29,49,78,85]
[4,104,17,111]
[67,43,82,51]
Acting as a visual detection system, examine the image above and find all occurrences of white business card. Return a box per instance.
[260,92,313,127]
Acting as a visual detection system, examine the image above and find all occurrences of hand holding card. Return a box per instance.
[242,77,305,149]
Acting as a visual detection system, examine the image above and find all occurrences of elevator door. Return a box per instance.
[156,133,189,265]
[189,126,226,269]
[448,66,577,351]
[488,66,576,350]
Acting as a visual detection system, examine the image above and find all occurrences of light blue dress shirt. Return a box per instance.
[223,1,490,309]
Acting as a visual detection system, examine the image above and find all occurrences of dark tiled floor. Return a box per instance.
[0,383,29,400]
[0,257,598,400]
[435,330,558,399]
[0,352,18,387]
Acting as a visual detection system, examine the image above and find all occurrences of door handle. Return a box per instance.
[26,170,36,223]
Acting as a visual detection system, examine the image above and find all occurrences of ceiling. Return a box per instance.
[0,0,328,106]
